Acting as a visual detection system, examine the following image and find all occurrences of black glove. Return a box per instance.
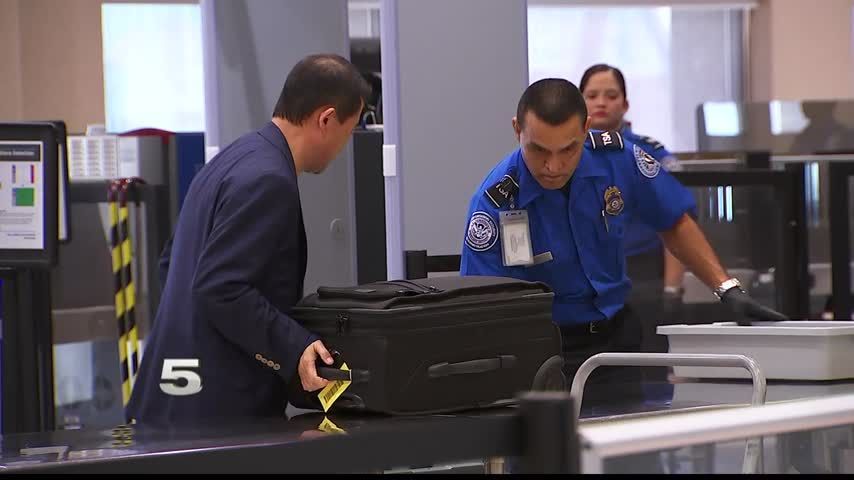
[720,287,789,325]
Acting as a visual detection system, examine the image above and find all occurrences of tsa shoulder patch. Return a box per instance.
[466,211,498,252]
[634,144,661,179]
[484,174,519,208]
[588,130,624,150]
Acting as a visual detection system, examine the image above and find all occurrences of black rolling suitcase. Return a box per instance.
[289,275,564,415]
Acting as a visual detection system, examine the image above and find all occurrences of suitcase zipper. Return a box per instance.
[336,313,350,334]
[385,280,443,294]
[321,299,552,334]
[316,280,443,301]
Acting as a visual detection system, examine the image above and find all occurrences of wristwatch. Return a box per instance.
[713,278,743,301]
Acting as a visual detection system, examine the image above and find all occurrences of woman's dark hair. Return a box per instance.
[579,64,627,98]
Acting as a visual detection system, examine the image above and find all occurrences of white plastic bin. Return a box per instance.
[657,321,854,380]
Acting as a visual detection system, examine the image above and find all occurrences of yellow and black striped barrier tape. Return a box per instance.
[118,183,139,386]
[109,181,132,408]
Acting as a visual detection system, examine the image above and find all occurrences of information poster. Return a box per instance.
[0,141,44,249]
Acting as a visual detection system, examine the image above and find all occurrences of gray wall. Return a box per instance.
[391,0,529,258]
[201,0,356,293]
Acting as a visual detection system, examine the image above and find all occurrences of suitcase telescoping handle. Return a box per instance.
[427,355,517,378]
[317,366,371,384]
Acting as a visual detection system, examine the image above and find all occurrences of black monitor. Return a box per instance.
[0,123,59,267]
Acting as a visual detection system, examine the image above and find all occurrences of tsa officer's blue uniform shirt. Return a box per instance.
[460,131,696,326]
[617,125,679,257]
[127,122,318,425]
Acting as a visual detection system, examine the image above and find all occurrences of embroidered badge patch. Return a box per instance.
[634,144,660,179]
[466,211,498,252]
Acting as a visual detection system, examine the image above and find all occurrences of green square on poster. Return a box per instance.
[13,188,35,207]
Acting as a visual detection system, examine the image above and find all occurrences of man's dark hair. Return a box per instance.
[516,78,588,128]
[272,54,372,125]
[579,63,627,98]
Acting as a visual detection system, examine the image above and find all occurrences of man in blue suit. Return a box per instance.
[127,54,371,425]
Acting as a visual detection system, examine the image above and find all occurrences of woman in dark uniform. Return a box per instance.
[580,64,686,377]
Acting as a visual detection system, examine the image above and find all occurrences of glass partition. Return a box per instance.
[49,184,170,430]
[580,392,854,474]
[696,100,854,155]
[694,100,854,320]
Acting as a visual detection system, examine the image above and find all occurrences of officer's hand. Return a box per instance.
[298,340,334,392]
[720,288,789,325]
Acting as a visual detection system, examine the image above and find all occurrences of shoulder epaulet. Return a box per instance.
[484,174,519,208]
[587,130,624,151]
[636,134,665,151]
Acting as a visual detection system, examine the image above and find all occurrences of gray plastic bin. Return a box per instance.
[657,321,854,380]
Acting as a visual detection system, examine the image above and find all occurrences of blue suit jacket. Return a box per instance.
[127,122,318,425]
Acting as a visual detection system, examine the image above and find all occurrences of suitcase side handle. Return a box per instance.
[317,366,372,384]
[427,355,517,378]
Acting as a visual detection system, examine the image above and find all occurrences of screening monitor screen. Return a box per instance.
[0,142,44,249]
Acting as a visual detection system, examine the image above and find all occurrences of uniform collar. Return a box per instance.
[514,150,542,209]
[575,148,611,178]
[259,121,297,175]
[514,147,608,209]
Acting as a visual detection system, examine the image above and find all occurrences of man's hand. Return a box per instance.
[298,340,334,392]
[721,288,789,325]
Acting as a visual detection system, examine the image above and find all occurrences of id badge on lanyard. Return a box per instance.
[499,210,534,267]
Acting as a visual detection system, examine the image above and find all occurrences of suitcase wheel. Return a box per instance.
[532,355,566,391]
